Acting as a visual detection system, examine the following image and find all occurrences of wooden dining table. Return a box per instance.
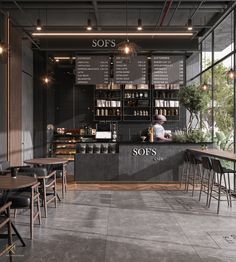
[0,174,37,246]
[24,158,68,199]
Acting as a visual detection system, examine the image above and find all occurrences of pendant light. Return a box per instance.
[137,18,143,31]
[227,11,235,79]
[187,18,193,31]
[36,18,42,31]
[201,81,208,91]
[118,0,139,57]
[86,18,92,31]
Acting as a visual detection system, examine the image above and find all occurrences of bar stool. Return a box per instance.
[208,158,232,214]
[180,151,191,191]
[199,156,212,206]
[187,152,202,196]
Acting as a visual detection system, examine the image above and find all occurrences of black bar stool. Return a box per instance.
[208,158,232,214]
[187,152,202,196]
[199,156,212,206]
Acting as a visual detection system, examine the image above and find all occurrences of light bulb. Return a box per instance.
[228,68,235,79]
[0,45,3,54]
[124,45,130,54]
[201,83,208,91]
[44,77,49,84]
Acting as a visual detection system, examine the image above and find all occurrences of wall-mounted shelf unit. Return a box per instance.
[94,87,122,121]
[152,84,180,121]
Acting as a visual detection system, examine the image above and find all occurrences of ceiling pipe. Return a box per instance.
[190,0,207,19]
[167,0,181,26]
[159,0,173,27]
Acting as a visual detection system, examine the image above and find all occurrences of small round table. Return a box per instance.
[0,175,37,246]
[24,158,68,199]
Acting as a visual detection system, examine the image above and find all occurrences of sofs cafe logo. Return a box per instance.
[92,39,116,48]
[132,148,164,162]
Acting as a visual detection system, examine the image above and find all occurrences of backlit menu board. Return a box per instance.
[114,56,147,84]
[76,56,110,84]
[152,56,184,84]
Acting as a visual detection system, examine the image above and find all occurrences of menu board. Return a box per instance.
[114,56,147,84]
[76,56,110,84]
[152,56,184,84]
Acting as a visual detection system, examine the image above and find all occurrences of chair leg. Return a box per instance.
[223,173,230,206]
[7,206,13,262]
[199,168,205,201]
[43,182,47,218]
[206,170,212,206]
[208,172,215,208]
[227,173,232,207]
[217,174,222,214]
[30,198,33,240]
[37,192,42,225]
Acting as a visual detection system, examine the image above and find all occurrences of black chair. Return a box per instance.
[0,201,13,262]
[186,152,202,196]
[18,167,57,218]
[208,158,233,214]
[0,172,41,240]
[199,157,212,206]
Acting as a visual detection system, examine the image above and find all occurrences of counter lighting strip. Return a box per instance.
[32,32,193,37]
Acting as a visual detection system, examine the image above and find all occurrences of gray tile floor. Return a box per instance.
[1,189,236,262]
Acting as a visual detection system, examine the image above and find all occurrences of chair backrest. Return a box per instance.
[17,172,36,178]
[211,158,224,173]
[188,152,201,165]
[18,167,48,177]
[201,157,212,170]
[184,151,189,163]
[0,161,10,171]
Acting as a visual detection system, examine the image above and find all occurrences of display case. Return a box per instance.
[123,84,151,122]
[152,83,180,121]
[51,129,96,161]
[51,134,80,161]
[94,85,122,121]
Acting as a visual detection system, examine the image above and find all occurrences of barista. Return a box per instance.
[153,115,172,141]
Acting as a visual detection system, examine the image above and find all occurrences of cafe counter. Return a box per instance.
[74,142,210,183]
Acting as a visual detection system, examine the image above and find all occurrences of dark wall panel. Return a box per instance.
[0,14,7,162]
[9,25,22,165]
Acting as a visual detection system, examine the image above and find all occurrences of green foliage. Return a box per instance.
[202,61,234,135]
[214,131,234,151]
[179,84,207,114]
[179,84,209,131]
[172,129,210,143]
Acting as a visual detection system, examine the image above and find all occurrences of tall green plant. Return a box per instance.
[179,84,208,131]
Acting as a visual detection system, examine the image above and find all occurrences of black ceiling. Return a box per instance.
[0,1,233,34]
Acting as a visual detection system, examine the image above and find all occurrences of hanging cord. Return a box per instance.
[126,0,128,42]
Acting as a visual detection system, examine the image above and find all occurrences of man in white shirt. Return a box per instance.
[153,115,172,141]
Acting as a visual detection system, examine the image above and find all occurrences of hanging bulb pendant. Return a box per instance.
[227,68,235,79]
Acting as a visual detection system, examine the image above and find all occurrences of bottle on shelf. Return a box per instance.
[148,126,154,143]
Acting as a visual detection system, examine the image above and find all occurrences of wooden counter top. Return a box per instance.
[188,148,236,162]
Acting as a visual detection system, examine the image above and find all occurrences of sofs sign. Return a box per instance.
[132,148,164,161]
[92,39,116,48]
